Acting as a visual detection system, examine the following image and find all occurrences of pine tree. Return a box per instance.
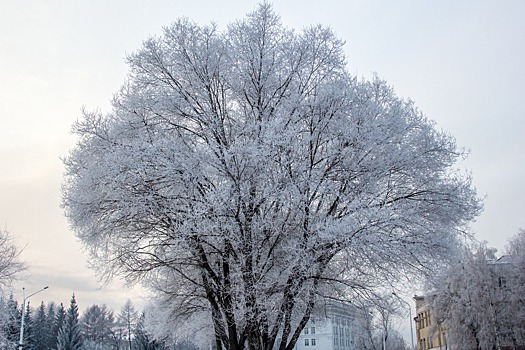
[52,303,66,349]
[0,296,12,349]
[5,293,20,345]
[22,301,33,348]
[32,301,47,350]
[45,302,56,349]
[57,294,83,350]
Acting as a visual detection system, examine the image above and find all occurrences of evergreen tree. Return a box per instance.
[22,301,33,349]
[0,296,12,349]
[4,293,20,345]
[52,303,66,349]
[45,302,56,349]
[31,301,47,350]
[57,294,83,350]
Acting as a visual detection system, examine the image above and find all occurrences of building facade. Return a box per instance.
[414,295,447,350]
[294,301,365,350]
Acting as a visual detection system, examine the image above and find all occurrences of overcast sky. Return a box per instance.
[1,0,524,336]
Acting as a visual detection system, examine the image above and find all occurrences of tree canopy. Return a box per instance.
[62,4,481,350]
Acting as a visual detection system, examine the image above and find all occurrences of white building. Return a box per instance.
[294,301,365,350]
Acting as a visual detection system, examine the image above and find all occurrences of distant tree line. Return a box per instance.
[0,295,168,350]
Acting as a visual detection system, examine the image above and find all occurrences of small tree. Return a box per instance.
[81,304,115,349]
[45,302,57,349]
[0,228,25,289]
[4,294,20,347]
[353,298,406,350]
[0,228,25,349]
[22,301,33,348]
[57,294,83,350]
[118,299,138,350]
[0,295,19,349]
[52,303,66,348]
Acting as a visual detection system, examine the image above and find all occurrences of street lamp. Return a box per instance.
[392,292,415,350]
[19,286,49,350]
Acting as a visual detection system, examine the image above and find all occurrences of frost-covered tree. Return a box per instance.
[501,229,525,347]
[81,304,115,349]
[0,297,8,348]
[353,309,376,350]
[62,4,481,350]
[118,299,138,350]
[57,294,83,350]
[5,294,20,347]
[133,312,166,350]
[0,227,25,348]
[46,302,57,349]
[429,242,525,350]
[52,302,66,348]
[144,299,211,349]
[430,245,491,350]
[0,294,20,349]
[0,228,25,290]
[31,301,48,350]
[352,298,407,350]
[385,331,410,350]
[22,301,34,348]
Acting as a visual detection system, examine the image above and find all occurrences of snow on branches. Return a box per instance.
[62,4,481,350]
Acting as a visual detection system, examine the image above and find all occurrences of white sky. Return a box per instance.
[1,0,524,335]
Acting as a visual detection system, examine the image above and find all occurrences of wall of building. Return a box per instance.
[294,301,364,350]
[414,295,447,350]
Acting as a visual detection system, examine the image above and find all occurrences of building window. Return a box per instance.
[305,327,309,335]
[499,276,507,288]
[311,327,315,334]
[305,339,309,346]
[311,339,316,346]
[334,326,338,335]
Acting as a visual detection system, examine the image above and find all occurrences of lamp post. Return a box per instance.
[392,292,415,350]
[19,286,49,350]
